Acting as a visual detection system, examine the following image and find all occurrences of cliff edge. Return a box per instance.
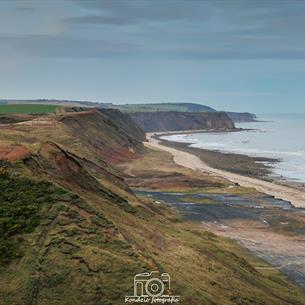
[129,111,235,132]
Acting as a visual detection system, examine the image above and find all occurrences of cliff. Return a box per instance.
[59,108,145,163]
[110,102,256,122]
[226,111,257,122]
[129,111,235,132]
[0,107,304,305]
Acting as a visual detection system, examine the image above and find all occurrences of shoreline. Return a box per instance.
[146,127,246,137]
[153,129,305,189]
[159,138,278,180]
[145,131,305,208]
[161,139,305,190]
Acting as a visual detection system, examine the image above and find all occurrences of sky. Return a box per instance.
[0,0,305,113]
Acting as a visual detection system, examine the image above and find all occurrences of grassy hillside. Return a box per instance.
[0,109,304,304]
[0,101,257,122]
[112,102,256,122]
[2,158,305,305]
[0,99,109,108]
[112,102,216,113]
[0,104,58,115]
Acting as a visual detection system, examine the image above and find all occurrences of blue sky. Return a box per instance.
[0,0,305,113]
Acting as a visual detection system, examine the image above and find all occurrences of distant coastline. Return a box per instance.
[156,115,305,187]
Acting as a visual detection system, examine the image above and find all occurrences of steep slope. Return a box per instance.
[1,109,305,305]
[0,109,148,305]
[2,153,305,305]
[226,112,257,122]
[58,109,145,163]
[129,111,235,132]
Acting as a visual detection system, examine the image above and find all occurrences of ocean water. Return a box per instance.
[161,114,305,183]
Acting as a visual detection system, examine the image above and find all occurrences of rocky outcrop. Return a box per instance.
[129,111,235,132]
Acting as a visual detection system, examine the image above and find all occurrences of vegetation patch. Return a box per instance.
[113,102,215,113]
[0,172,66,265]
[0,104,58,115]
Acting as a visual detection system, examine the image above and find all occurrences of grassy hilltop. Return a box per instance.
[0,100,257,122]
[111,102,216,113]
[0,107,304,305]
[0,104,59,115]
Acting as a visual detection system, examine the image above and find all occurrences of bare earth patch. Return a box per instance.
[0,144,31,161]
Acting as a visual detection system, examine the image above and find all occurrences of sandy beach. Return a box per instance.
[145,132,305,208]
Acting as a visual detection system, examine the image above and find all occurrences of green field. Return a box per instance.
[113,102,216,113]
[0,104,58,115]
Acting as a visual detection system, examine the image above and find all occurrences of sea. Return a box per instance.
[160,114,305,183]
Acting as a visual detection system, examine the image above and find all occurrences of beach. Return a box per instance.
[121,128,305,293]
[145,132,305,208]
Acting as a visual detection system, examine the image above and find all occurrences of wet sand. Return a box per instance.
[145,132,305,208]
[160,140,276,179]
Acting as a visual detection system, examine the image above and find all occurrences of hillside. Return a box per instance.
[0,104,59,115]
[58,109,145,163]
[112,103,256,122]
[226,112,257,122]
[129,111,235,132]
[0,100,257,122]
[0,108,305,305]
[111,102,216,113]
[0,99,110,108]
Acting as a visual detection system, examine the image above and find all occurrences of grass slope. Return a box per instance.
[0,104,58,115]
[113,102,216,113]
[0,173,72,265]
[2,163,305,305]
[0,110,305,304]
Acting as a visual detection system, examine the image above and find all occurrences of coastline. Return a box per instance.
[152,129,305,189]
[159,138,277,180]
[146,127,245,137]
[150,128,278,180]
[145,131,305,208]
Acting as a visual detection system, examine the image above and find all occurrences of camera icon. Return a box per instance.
[133,271,170,297]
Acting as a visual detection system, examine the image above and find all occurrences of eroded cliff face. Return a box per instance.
[59,109,145,163]
[1,108,305,305]
[129,111,235,132]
